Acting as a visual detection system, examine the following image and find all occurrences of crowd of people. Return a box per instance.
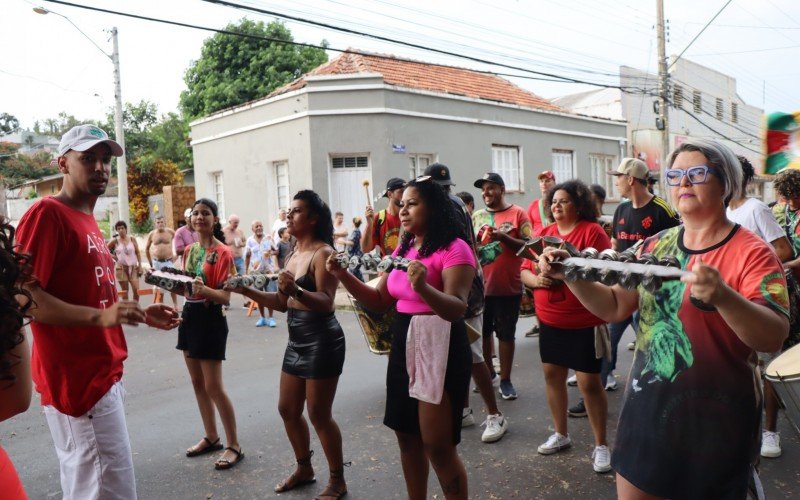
[0,124,796,500]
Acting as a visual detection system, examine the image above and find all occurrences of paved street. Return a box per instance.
[2,298,800,499]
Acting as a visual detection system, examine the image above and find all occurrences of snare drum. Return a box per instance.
[519,287,535,318]
[350,277,395,355]
[765,343,800,437]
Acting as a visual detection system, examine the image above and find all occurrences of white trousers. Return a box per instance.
[43,381,136,500]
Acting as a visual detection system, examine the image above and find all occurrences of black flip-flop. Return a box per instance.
[215,447,245,470]
[186,437,223,457]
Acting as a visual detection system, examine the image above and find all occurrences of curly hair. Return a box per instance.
[293,190,334,247]
[774,168,800,201]
[0,217,33,386]
[192,198,226,242]
[397,178,461,258]
[545,180,598,223]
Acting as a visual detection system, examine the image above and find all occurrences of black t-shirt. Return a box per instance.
[612,196,680,251]
[449,193,485,318]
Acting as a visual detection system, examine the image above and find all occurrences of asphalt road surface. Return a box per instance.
[2,300,799,499]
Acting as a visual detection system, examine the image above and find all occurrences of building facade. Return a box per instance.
[190,51,627,225]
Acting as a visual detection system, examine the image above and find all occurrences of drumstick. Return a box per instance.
[362,179,371,206]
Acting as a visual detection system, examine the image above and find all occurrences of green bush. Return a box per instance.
[131,218,153,235]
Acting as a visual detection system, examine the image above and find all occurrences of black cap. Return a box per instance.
[423,163,455,186]
[473,172,505,189]
[383,177,406,197]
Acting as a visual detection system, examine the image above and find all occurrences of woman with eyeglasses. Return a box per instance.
[539,139,789,499]
[520,180,613,473]
[327,176,475,499]
[227,190,348,499]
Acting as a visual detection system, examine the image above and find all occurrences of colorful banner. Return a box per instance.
[765,111,800,175]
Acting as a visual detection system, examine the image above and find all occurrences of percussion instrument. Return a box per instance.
[765,343,800,437]
[225,273,278,289]
[349,277,395,355]
[144,269,196,295]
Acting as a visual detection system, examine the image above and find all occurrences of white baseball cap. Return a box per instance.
[58,124,124,157]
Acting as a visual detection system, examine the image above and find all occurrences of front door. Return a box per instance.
[329,155,373,226]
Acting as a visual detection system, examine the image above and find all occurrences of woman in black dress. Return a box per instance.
[227,190,346,499]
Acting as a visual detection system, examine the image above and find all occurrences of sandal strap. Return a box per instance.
[297,450,314,466]
[329,461,352,478]
[203,436,220,446]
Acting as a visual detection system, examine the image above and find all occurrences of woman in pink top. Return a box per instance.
[328,177,476,499]
[0,218,33,499]
[108,220,143,302]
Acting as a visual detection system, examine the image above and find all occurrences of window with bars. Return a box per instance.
[331,156,369,169]
[715,98,724,120]
[491,145,522,192]
[693,90,702,113]
[274,161,289,211]
[673,84,683,109]
[589,154,619,200]
[551,150,574,184]
[731,102,739,124]
[211,171,225,220]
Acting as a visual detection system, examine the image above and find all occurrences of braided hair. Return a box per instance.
[0,217,32,386]
[396,178,461,258]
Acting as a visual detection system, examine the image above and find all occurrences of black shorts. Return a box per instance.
[539,322,601,373]
[384,313,471,445]
[176,302,228,360]
[482,295,522,342]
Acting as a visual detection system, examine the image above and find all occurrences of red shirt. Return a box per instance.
[525,220,611,329]
[16,197,126,417]
[527,199,551,236]
[371,209,402,256]
[472,205,532,296]
[0,447,26,500]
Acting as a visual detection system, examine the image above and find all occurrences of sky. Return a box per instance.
[2,0,799,131]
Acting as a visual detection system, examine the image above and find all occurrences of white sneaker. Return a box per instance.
[567,374,577,387]
[462,408,475,428]
[592,445,612,473]
[605,373,618,391]
[537,432,571,455]
[481,414,509,443]
[761,431,782,458]
[492,356,501,372]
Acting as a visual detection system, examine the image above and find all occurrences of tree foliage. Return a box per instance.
[180,18,328,119]
[127,157,183,224]
[0,142,57,187]
[33,112,94,138]
[0,113,20,136]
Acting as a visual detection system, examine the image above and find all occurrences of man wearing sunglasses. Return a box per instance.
[567,158,680,418]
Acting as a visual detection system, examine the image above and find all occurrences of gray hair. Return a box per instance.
[667,138,742,207]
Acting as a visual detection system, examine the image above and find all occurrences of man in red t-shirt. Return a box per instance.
[472,173,532,400]
[527,170,556,236]
[361,177,404,256]
[17,125,180,500]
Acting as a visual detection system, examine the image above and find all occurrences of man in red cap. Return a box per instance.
[361,177,404,256]
[527,170,556,236]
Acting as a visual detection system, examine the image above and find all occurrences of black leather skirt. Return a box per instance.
[282,309,346,379]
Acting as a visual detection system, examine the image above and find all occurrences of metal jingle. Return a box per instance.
[158,278,169,288]
[619,271,641,290]
[542,235,565,250]
[638,253,659,265]
[348,256,361,271]
[164,279,175,291]
[580,247,599,259]
[396,258,411,271]
[599,249,620,261]
[527,237,544,257]
[253,275,267,289]
[241,276,254,287]
[377,257,395,273]
[598,268,619,286]
[563,241,581,257]
[641,273,662,293]
[579,265,598,281]
[563,263,581,282]
[659,256,680,268]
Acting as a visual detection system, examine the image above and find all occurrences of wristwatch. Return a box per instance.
[294,287,305,300]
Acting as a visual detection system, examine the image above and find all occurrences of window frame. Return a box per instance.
[491,145,524,193]
[589,154,620,201]
[211,171,225,221]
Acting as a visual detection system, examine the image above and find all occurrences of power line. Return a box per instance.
[42,0,653,94]
[669,0,733,70]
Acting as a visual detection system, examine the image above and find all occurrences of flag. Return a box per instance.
[765,111,800,174]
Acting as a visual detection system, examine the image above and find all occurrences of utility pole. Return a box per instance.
[656,0,669,188]
[111,27,130,226]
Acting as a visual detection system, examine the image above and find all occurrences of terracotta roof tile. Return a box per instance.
[269,49,562,113]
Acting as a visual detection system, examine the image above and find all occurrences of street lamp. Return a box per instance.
[33,7,130,226]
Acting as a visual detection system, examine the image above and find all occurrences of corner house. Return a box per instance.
[190,49,627,224]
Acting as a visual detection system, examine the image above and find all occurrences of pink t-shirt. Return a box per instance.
[387,238,476,314]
